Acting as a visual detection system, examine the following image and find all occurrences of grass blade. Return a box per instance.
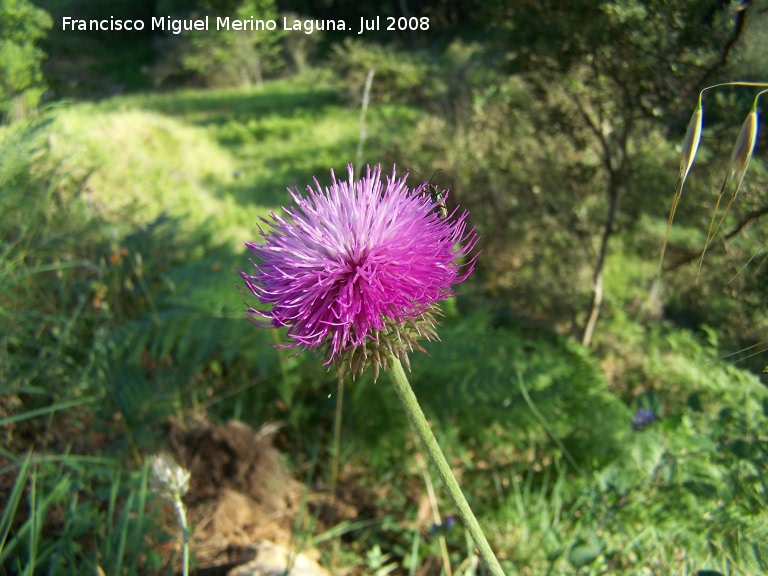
[126,462,151,576]
[24,469,38,576]
[0,395,100,427]
[727,236,768,284]
[0,451,33,562]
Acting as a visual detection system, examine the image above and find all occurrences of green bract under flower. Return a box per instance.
[239,164,479,378]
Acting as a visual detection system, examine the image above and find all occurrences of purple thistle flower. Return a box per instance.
[630,408,657,431]
[239,164,479,379]
[429,515,456,536]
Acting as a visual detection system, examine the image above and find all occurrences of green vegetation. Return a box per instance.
[0,0,51,120]
[151,0,284,88]
[3,0,768,574]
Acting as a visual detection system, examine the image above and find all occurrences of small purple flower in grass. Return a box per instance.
[630,408,657,431]
[430,515,456,536]
[239,164,479,380]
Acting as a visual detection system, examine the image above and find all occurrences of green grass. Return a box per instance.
[42,80,420,247]
[45,105,255,247]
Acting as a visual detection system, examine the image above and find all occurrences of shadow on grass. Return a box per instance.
[223,149,361,208]
[113,84,340,126]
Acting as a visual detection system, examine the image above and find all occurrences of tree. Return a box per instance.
[153,0,283,88]
[0,0,52,120]
[482,0,748,345]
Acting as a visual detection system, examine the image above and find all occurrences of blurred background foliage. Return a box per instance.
[0,0,51,119]
[3,0,768,573]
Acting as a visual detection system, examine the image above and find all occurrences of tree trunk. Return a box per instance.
[581,180,621,347]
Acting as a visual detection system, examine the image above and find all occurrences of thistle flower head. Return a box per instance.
[239,164,479,379]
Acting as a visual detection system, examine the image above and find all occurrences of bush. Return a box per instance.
[151,0,284,88]
[0,0,52,120]
[331,38,438,106]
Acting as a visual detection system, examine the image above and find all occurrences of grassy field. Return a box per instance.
[3,74,768,575]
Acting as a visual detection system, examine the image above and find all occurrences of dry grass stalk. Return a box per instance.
[658,82,768,276]
[659,98,703,275]
[697,89,767,278]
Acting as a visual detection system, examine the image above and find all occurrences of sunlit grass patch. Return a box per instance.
[45,106,273,246]
[43,79,415,242]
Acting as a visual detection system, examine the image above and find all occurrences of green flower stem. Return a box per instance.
[173,497,189,576]
[387,357,505,576]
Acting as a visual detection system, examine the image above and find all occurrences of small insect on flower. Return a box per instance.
[418,170,449,220]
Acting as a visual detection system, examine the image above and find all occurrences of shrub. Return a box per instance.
[0,0,52,120]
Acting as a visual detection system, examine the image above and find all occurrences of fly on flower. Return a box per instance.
[409,169,448,220]
[421,170,448,220]
[238,164,479,380]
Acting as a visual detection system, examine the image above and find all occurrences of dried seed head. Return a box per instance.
[660,83,768,277]
[698,91,765,278]
[149,453,190,502]
[724,106,759,190]
[678,99,704,185]
[659,97,704,274]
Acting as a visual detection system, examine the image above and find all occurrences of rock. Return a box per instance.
[228,541,330,576]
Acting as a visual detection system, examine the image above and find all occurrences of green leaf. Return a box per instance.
[567,534,604,568]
